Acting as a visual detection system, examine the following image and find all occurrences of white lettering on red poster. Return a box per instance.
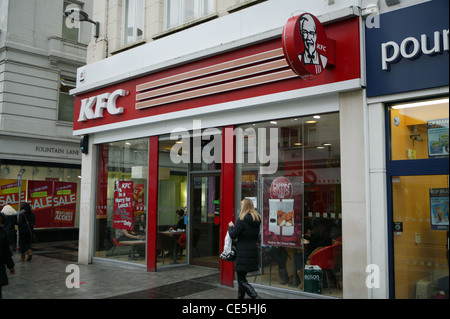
[113,181,134,230]
[78,89,128,122]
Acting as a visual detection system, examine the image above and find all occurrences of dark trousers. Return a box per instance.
[237,271,248,283]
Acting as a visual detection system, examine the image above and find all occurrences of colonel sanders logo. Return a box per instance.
[282,13,330,79]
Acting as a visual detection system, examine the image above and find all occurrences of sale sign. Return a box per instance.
[28,181,54,228]
[113,181,134,230]
[53,182,77,227]
[0,179,26,211]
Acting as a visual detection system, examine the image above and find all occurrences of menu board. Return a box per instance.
[427,118,449,157]
[113,181,134,230]
[429,188,449,231]
[262,176,303,248]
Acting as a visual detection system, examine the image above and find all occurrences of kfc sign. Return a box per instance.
[282,13,332,79]
[78,89,128,122]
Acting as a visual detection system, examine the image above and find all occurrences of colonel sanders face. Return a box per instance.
[300,15,317,58]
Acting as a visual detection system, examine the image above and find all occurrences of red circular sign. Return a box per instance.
[282,13,329,79]
[270,177,292,199]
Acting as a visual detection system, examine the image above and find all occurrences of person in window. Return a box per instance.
[115,228,142,242]
[169,209,186,231]
[134,213,146,235]
[228,198,261,299]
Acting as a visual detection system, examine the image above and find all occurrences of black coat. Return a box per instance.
[0,227,14,287]
[228,213,260,273]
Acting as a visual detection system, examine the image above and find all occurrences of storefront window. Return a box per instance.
[157,137,188,267]
[0,162,81,229]
[235,113,342,297]
[390,97,449,161]
[392,175,449,299]
[94,138,148,265]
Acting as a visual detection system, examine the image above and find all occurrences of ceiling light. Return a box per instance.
[306,120,317,124]
[392,98,449,109]
[270,121,278,125]
[313,115,321,119]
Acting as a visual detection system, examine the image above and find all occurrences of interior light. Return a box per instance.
[306,120,317,124]
[313,115,321,119]
[294,143,302,146]
[392,98,449,109]
[270,121,278,125]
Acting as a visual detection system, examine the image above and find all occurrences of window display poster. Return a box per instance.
[53,182,77,227]
[427,118,449,157]
[0,179,26,212]
[28,181,54,228]
[429,188,449,231]
[113,181,134,230]
[262,176,303,248]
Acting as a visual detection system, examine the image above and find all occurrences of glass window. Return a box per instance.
[94,138,149,265]
[165,0,214,30]
[392,175,449,299]
[122,0,144,45]
[235,113,342,297]
[62,1,80,42]
[390,97,449,160]
[58,77,76,122]
[0,162,81,229]
[157,137,188,267]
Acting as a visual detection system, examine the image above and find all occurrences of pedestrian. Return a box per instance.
[228,198,261,299]
[0,213,15,299]
[1,205,18,254]
[18,202,35,262]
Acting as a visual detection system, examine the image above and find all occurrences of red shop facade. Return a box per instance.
[73,12,364,298]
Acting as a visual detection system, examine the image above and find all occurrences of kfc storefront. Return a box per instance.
[72,7,368,298]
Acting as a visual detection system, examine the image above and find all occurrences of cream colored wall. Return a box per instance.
[339,90,370,299]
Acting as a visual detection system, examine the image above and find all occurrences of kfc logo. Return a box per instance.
[282,13,331,79]
[78,89,128,122]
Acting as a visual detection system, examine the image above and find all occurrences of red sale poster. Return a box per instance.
[28,181,54,228]
[113,181,134,230]
[0,179,26,211]
[53,182,77,227]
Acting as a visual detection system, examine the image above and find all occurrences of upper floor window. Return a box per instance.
[122,0,144,45]
[58,77,76,122]
[165,0,215,30]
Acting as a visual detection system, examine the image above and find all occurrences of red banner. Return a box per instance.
[53,182,77,227]
[0,179,26,211]
[113,181,134,230]
[28,181,54,228]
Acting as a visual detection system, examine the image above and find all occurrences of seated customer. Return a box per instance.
[169,209,186,231]
[115,228,142,242]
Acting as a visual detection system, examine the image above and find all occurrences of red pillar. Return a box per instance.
[220,126,235,287]
[147,136,159,272]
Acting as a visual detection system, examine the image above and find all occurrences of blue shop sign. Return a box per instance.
[365,0,449,97]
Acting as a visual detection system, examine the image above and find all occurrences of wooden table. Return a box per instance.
[159,231,185,263]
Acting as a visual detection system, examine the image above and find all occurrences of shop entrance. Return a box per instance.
[190,174,221,269]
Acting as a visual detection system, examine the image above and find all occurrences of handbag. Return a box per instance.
[23,214,37,244]
[220,231,237,262]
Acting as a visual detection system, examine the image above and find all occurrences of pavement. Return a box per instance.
[2,240,313,301]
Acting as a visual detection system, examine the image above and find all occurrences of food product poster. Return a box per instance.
[113,181,134,230]
[28,181,54,228]
[429,188,449,231]
[53,182,77,227]
[0,179,27,212]
[427,118,449,157]
[262,176,303,248]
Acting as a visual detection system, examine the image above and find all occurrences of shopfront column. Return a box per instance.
[339,90,369,299]
[78,135,96,265]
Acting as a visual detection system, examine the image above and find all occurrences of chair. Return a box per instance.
[178,234,186,249]
[308,243,342,293]
[112,238,126,257]
[157,232,176,265]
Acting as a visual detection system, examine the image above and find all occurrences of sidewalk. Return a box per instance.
[2,241,311,300]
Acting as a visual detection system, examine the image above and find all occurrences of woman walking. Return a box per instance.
[18,203,35,262]
[228,198,261,299]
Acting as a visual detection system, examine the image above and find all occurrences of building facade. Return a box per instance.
[0,0,93,239]
[71,0,448,299]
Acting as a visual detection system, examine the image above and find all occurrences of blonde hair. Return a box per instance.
[239,198,261,222]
